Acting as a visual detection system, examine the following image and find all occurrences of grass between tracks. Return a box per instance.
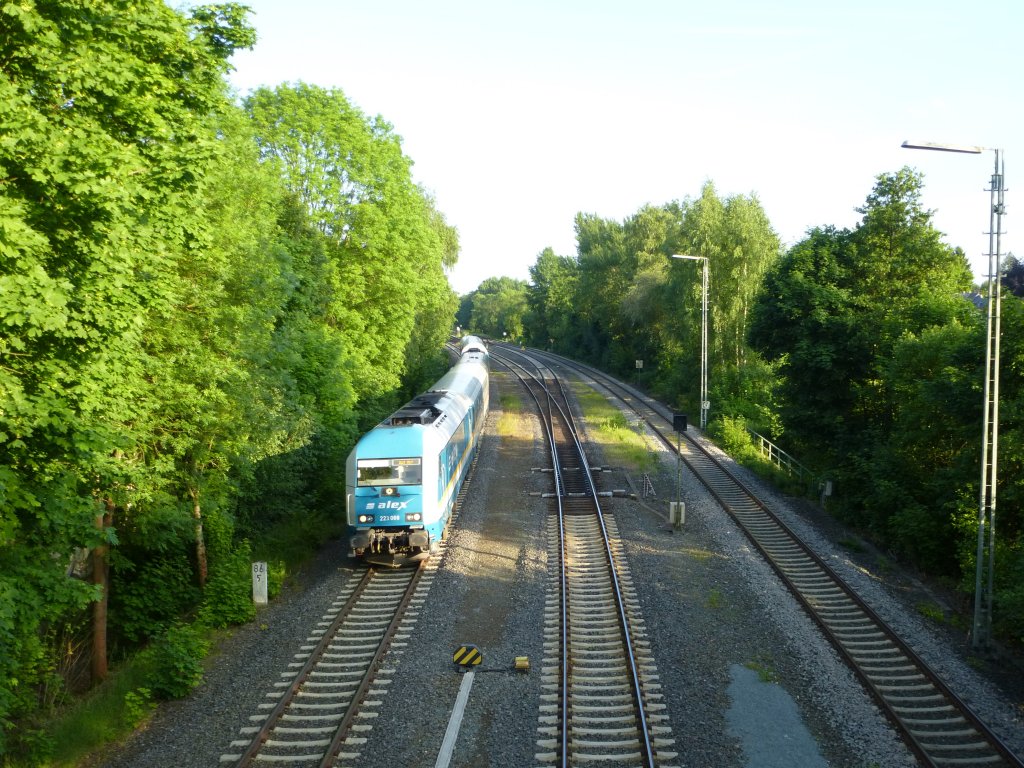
[494,390,527,435]
[570,383,658,474]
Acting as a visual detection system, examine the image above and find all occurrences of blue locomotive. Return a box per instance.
[345,336,489,563]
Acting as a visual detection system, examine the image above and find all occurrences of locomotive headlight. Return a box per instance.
[357,514,373,524]
[405,512,422,522]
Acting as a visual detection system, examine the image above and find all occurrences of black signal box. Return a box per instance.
[673,413,687,433]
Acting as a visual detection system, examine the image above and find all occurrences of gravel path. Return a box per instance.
[98,368,1023,768]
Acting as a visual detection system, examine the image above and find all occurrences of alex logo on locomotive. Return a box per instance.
[365,500,412,511]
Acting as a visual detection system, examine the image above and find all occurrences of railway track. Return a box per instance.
[515,344,1023,768]
[221,563,429,767]
[221,373,482,766]
[492,348,679,768]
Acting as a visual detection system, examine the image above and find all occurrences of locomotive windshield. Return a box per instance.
[356,457,422,486]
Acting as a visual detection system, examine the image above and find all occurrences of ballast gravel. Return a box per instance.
[100,369,1023,768]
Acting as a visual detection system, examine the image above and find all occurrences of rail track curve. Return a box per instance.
[507,343,1023,768]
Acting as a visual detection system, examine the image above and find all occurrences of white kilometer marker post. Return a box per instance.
[434,670,475,768]
[251,561,268,605]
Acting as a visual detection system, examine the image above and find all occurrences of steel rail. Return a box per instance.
[232,568,378,768]
[318,561,427,767]
[492,347,658,768]
[548,366,656,768]
[491,352,570,765]
[230,565,423,767]
[535,348,1024,768]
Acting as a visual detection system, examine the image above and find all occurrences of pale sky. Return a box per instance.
[182,0,1021,295]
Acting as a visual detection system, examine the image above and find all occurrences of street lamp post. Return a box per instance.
[901,139,1006,651]
[670,254,709,430]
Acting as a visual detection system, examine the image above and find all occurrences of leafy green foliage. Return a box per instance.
[0,3,460,755]
[710,415,760,464]
[197,541,257,629]
[139,625,209,700]
[524,247,581,350]
[189,3,258,60]
[122,687,155,729]
[521,185,781,421]
[241,82,458,506]
[0,0,249,746]
[244,83,458,410]
[110,551,201,645]
[748,167,1023,621]
[749,225,870,452]
[749,169,974,466]
[1003,255,1024,298]
[996,550,1024,643]
[461,276,530,340]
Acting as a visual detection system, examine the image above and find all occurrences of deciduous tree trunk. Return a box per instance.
[91,506,113,683]
[191,487,207,588]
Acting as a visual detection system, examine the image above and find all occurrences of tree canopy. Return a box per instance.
[747,168,1024,607]
[0,4,459,755]
[458,276,530,341]
[749,168,974,459]
[519,184,782,424]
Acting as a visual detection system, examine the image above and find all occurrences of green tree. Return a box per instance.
[864,289,1023,629]
[854,168,972,300]
[866,317,980,567]
[1000,254,1024,297]
[0,0,254,748]
[748,168,989,585]
[614,206,677,378]
[456,292,475,335]
[524,247,580,351]
[243,83,457,419]
[750,168,972,462]
[525,188,779,424]
[665,184,781,417]
[573,213,629,367]
[748,225,868,451]
[393,194,460,403]
[466,276,530,340]
[988,293,1024,638]
[132,105,318,593]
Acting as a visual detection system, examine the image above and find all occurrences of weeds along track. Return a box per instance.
[519,345,1023,768]
[492,346,679,768]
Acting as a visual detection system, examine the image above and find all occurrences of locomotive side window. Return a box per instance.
[357,458,422,486]
[437,414,470,498]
